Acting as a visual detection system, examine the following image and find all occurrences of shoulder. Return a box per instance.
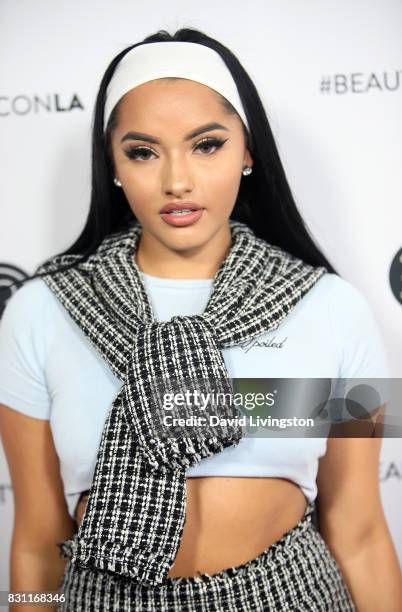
[325,272,373,307]
[323,273,391,380]
[0,276,58,360]
[306,271,385,326]
[304,271,374,309]
[325,272,383,338]
[2,276,54,322]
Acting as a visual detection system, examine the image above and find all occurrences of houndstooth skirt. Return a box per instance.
[57,501,355,611]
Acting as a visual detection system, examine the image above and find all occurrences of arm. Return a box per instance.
[0,403,77,612]
[316,405,402,612]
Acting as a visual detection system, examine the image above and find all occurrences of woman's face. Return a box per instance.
[109,78,253,265]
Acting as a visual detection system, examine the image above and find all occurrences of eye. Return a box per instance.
[123,146,156,161]
[194,137,227,154]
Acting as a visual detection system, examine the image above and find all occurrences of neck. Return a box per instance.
[133,224,233,280]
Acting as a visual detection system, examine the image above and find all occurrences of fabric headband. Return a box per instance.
[103,41,250,134]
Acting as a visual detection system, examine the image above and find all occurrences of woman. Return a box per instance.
[1,27,401,612]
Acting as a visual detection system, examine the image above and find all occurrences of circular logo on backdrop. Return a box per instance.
[389,249,402,306]
[0,263,29,318]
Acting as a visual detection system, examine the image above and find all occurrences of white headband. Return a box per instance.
[103,41,249,133]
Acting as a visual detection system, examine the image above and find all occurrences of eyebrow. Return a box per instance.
[120,122,229,144]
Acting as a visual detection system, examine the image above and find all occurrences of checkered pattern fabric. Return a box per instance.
[56,501,356,611]
[36,219,328,589]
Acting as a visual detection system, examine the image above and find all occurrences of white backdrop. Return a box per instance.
[1,0,401,591]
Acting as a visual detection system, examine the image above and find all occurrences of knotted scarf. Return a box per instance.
[35,218,327,586]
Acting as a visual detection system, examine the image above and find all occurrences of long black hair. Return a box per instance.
[16,26,337,290]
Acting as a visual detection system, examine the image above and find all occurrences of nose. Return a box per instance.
[162,154,194,198]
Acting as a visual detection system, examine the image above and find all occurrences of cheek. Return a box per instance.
[121,173,155,212]
[205,162,242,200]
[202,148,242,183]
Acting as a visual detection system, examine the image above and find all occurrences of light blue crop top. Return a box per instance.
[0,271,390,519]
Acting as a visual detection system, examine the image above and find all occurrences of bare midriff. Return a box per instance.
[74,476,308,578]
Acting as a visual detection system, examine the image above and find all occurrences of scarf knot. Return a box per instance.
[123,312,244,472]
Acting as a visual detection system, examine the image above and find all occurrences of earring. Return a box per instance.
[242,166,252,176]
[114,177,122,187]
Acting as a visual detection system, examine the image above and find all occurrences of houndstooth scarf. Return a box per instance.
[35,218,327,587]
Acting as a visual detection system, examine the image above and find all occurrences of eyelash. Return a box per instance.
[123,137,228,161]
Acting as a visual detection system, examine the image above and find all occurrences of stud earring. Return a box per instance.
[114,177,122,187]
[242,166,252,176]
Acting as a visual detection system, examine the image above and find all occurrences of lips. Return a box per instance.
[160,207,205,227]
[159,202,203,214]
